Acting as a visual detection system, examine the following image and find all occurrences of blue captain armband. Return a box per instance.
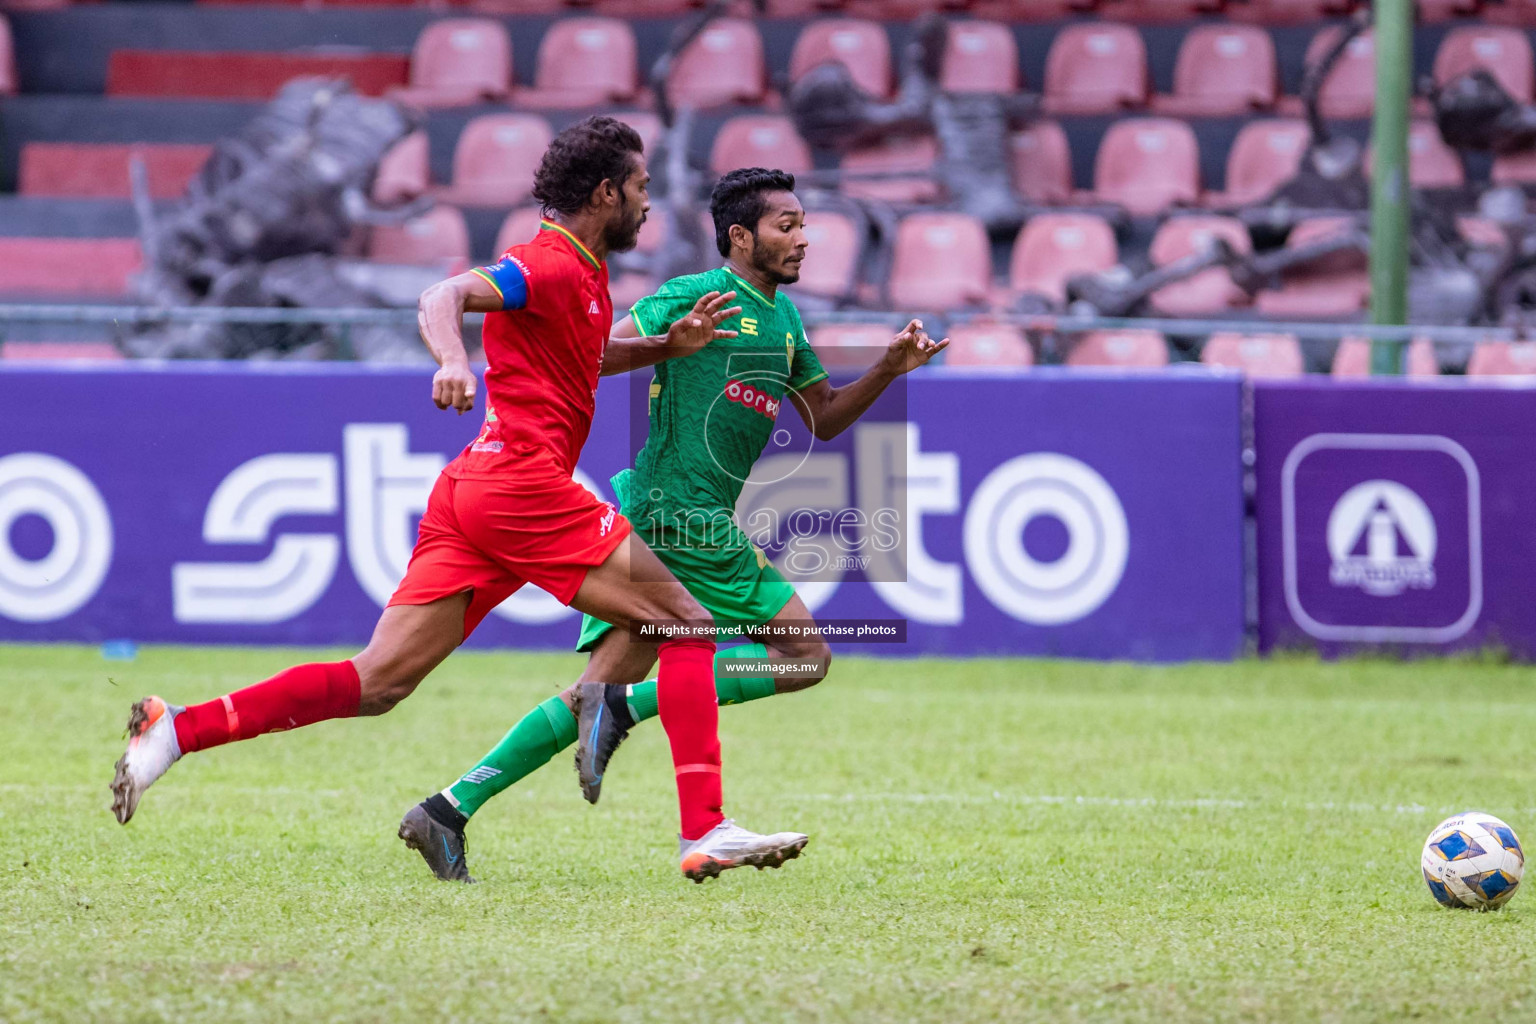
[470,254,530,310]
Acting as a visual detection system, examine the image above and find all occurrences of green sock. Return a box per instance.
[444,696,577,819]
[624,644,777,722]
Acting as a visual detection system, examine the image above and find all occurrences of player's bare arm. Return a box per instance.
[789,319,949,441]
[417,270,503,415]
[599,292,743,376]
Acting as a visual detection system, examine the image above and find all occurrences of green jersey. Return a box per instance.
[625,266,828,545]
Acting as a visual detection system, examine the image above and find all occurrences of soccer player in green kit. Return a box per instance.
[403,168,946,882]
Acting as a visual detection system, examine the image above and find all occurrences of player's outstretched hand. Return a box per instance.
[883,319,949,375]
[665,290,742,358]
[432,361,478,415]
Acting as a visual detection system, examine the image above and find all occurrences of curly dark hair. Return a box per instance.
[710,167,797,258]
[531,115,645,217]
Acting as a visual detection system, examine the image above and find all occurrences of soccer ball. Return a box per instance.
[1421,812,1524,910]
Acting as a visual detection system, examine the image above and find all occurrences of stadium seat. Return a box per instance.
[940,20,1019,94]
[19,143,211,200]
[1065,329,1169,368]
[1147,215,1250,316]
[440,114,553,206]
[1491,148,1536,185]
[106,51,409,99]
[1253,217,1369,317]
[493,206,544,257]
[372,132,430,205]
[1434,26,1533,103]
[1294,27,1376,119]
[389,19,511,108]
[1208,119,1308,207]
[1153,25,1277,116]
[1093,118,1200,216]
[840,135,940,203]
[709,116,813,176]
[1457,216,1508,249]
[0,341,124,362]
[809,322,895,369]
[368,205,470,267]
[1,15,14,97]
[1009,213,1118,305]
[1228,0,1354,23]
[1042,24,1148,115]
[609,273,655,312]
[1201,332,1304,377]
[1467,340,1536,375]
[942,322,1034,368]
[796,210,863,302]
[519,17,640,108]
[1009,121,1073,205]
[1406,121,1464,188]
[614,112,664,155]
[666,18,768,109]
[789,19,892,99]
[1331,336,1439,377]
[888,212,991,311]
[1417,0,1481,20]
[0,239,142,297]
[968,0,1086,17]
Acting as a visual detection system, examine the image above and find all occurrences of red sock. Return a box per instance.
[656,638,723,841]
[173,661,361,754]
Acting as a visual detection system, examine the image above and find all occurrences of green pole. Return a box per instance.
[1369,0,1412,374]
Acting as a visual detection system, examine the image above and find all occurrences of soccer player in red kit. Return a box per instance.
[109,116,809,883]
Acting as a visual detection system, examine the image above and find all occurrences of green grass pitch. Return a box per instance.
[4,643,1536,1022]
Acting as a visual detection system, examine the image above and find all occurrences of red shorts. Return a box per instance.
[387,454,632,638]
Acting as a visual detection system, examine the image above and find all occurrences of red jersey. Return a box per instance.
[445,220,613,478]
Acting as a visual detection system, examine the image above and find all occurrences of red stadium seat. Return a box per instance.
[888,212,991,311]
[106,50,409,99]
[493,206,544,258]
[1093,118,1200,216]
[840,135,940,203]
[1097,0,1225,22]
[0,341,124,362]
[1009,120,1073,205]
[1153,25,1276,116]
[1294,27,1376,119]
[440,114,552,206]
[1201,332,1304,377]
[1491,148,1536,185]
[809,322,894,369]
[709,116,813,176]
[1254,217,1369,317]
[1468,341,1536,376]
[1065,329,1168,368]
[1228,0,1353,23]
[1147,215,1250,316]
[389,19,511,109]
[1417,0,1481,20]
[1,15,15,97]
[0,238,142,298]
[1009,213,1118,305]
[969,0,1087,18]
[1042,24,1147,115]
[372,131,430,205]
[666,18,767,109]
[368,205,470,268]
[940,20,1019,94]
[797,210,863,301]
[789,19,891,99]
[519,17,640,108]
[1209,119,1308,207]
[19,143,211,200]
[1434,26,1533,103]
[1331,336,1439,377]
[942,322,1033,368]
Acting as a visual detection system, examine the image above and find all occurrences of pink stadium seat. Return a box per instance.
[1468,341,1536,376]
[1457,216,1508,249]
[1097,0,1225,22]
[1042,24,1147,115]
[1254,217,1369,317]
[710,116,813,176]
[840,135,940,203]
[519,17,640,108]
[1295,27,1376,119]
[789,19,892,99]
[614,111,664,155]
[1009,121,1073,204]
[1491,148,1536,185]
[19,143,211,200]
[888,212,991,311]
[1,15,14,97]
[372,131,430,205]
[969,0,1086,18]
[0,238,142,297]
[1201,332,1304,377]
[493,206,544,258]
[106,50,409,99]
[1418,0,1481,19]
[1154,25,1276,116]
[1209,119,1308,207]
[940,20,1019,94]
[667,18,768,109]
[1093,118,1200,216]
[1405,121,1464,188]
[0,341,124,362]
[809,322,894,369]
[1488,0,1536,24]
[1009,213,1118,305]
[440,114,552,206]
[388,19,511,108]
[797,210,863,301]
[1331,336,1439,377]
[609,273,655,312]
[1147,216,1250,316]
[368,205,470,267]
[942,323,1034,368]
[1228,0,1354,23]
[1065,329,1169,368]
[1434,26,1533,102]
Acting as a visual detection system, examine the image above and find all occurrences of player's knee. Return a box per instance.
[353,649,429,715]
[654,588,708,628]
[803,640,831,685]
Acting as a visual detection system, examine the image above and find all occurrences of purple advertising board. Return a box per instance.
[1254,378,1536,659]
[0,364,1244,661]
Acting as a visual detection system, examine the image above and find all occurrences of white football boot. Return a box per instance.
[678,819,809,883]
[110,696,184,824]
